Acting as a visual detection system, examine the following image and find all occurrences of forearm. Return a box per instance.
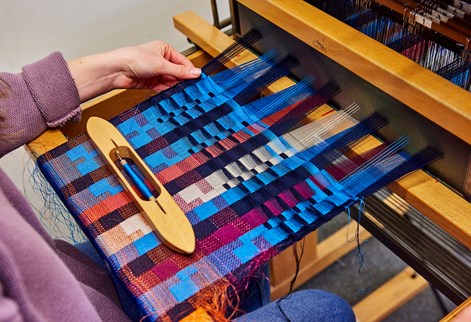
[0,41,199,157]
[67,49,125,102]
[67,41,200,102]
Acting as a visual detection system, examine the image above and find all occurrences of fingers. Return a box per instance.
[454,306,471,322]
[159,60,201,80]
[165,44,195,68]
[116,41,202,90]
[159,43,202,79]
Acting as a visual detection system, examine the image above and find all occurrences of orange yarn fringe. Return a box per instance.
[180,280,241,322]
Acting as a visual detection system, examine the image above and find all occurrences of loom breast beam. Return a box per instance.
[86,116,196,255]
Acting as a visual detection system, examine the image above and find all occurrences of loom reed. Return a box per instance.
[306,0,471,91]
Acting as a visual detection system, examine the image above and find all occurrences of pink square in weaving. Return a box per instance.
[242,208,268,227]
[279,190,298,208]
[214,224,241,245]
[199,234,224,255]
[293,181,314,199]
[152,259,181,281]
[195,179,212,194]
[263,199,283,217]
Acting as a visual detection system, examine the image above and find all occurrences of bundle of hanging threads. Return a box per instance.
[36,30,442,321]
[306,0,471,91]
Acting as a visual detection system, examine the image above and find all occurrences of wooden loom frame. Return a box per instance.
[173,11,429,321]
[26,5,470,321]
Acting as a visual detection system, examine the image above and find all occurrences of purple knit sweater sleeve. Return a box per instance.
[0,52,81,157]
[0,54,131,321]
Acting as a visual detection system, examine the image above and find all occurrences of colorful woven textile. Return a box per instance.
[37,56,440,321]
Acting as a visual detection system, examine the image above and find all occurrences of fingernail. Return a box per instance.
[189,68,201,76]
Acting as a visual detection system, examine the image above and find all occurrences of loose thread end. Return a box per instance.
[186,280,241,322]
[353,197,371,294]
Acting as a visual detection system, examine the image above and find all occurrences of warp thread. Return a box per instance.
[346,197,372,294]
[275,238,306,322]
[29,159,87,244]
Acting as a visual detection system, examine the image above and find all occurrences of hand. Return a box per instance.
[67,41,201,102]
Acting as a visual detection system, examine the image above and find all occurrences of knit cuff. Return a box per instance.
[22,51,81,127]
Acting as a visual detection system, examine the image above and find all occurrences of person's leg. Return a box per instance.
[234,289,356,322]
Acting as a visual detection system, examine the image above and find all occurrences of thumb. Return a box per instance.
[159,61,201,79]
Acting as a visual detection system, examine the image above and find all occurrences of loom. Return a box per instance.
[26,1,471,321]
[223,0,471,320]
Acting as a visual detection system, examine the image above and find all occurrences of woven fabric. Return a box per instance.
[37,61,433,321]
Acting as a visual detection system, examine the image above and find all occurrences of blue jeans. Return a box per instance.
[235,289,356,322]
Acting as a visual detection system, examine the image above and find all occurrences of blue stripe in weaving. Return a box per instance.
[152,56,273,124]
[134,233,160,256]
[89,177,124,198]
[66,145,100,176]
[305,176,329,203]
[169,265,199,302]
[193,201,220,220]
[295,202,319,225]
[233,226,265,264]
[263,224,290,245]
[133,81,303,172]
[126,80,308,175]
[143,105,258,170]
[207,243,243,276]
